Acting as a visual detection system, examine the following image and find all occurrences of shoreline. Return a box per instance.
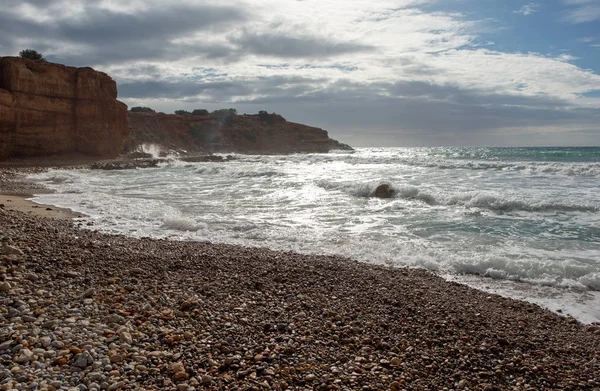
[0,194,85,219]
[0,164,599,389]
[0,166,87,220]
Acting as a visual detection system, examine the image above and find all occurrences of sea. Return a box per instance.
[29,147,600,323]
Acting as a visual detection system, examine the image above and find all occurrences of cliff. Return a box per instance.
[126,112,352,155]
[0,57,128,161]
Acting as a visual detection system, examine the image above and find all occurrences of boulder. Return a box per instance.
[372,184,394,198]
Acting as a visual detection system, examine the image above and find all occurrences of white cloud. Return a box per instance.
[514,3,541,16]
[92,0,600,111]
[562,0,600,23]
[3,0,600,143]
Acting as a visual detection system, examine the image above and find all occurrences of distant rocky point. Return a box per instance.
[126,111,353,156]
[0,57,351,161]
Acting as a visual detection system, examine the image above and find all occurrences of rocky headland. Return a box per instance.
[0,57,351,162]
[0,57,128,161]
[125,111,352,156]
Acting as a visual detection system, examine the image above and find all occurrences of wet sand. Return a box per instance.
[0,194,84,219]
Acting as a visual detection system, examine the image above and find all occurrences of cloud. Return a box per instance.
[562,0,600,23]
[1,0,599,145]
[231,32,375,58]
[514,3,541,16]
[0,1,246,65]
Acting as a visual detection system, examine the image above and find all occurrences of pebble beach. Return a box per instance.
[1,169,600,391]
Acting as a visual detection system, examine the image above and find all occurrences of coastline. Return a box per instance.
[0,166,86,219]
[0,165,599,389]
[0,194,85,219]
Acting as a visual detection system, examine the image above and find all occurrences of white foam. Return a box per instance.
[25,147,600,323]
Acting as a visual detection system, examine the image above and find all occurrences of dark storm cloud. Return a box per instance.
[232,32,375,58]
[118,75,326,102]
[0,2,246,65]
[58,6,243,44]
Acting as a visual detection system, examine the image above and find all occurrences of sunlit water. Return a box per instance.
[30,147,600,322]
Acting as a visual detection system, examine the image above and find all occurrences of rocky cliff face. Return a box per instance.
[0,57,128,160]
[126,112,351,155]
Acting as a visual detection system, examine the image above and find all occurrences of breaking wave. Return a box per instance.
[316,179,599,213]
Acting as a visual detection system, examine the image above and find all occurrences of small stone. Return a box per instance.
[51,340,65,349]
[119,331,132,344]
[82,288,95,298]
[0,339,14,350]
[173,371,189,381]
[1,243,23,256]
[26,273,39,281]
[106,381,124,391]
[177,385,189,391]
[42,320,59,329]
[0,281,11,292]
[200,375,212,384]
[108,314,125,324]
[15,348,33,363]
[390,357,401,367]
[305,374,316,382]
[73,351,94,368]
[169,362,185,373]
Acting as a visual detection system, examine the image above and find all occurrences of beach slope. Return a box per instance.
[1,208,599,390]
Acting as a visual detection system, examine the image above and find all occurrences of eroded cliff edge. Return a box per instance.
[126,111,352,155]
[0,57,128,160]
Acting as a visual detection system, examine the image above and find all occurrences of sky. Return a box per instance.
[1,0,599,146]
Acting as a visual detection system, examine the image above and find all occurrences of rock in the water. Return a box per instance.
[372,183,394,198]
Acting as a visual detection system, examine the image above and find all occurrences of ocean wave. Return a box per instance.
[161,217,203,232]
[329,153,600,178]
[316,179,598,213]
[194,165,283,178]
[452,256,600,291]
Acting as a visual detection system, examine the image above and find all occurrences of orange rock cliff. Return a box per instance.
[0,57,128,160]
[0,57,351,160]
[126,111,352,155]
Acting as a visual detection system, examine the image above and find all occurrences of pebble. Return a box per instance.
[0,203,599,391]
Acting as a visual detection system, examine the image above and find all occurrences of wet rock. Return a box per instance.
[372,183,394,198]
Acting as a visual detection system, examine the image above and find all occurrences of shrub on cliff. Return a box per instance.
[19,49,45,61]
[212,108,237,124]
[191,109,210,116]
[175,110,191,115]
[258,110,284,124]
[130,106,155,113]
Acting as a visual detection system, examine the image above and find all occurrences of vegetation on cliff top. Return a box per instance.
[19,49,45,61]
[130,106,156,113]
[132,107,283,124]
